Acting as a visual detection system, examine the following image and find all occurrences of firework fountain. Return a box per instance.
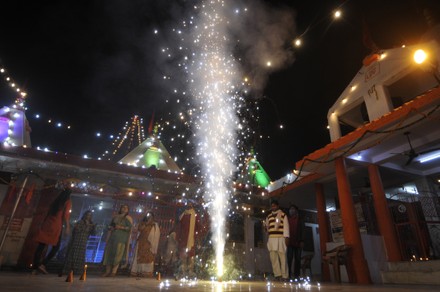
[189,1,241,277]
[157,0,296,278]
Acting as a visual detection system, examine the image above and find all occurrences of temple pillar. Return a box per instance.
[315,183,331,281]
[335,157,371,284]
[368,164,402,261]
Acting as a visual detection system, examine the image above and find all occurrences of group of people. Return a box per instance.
[265,200,305,281]
[101,203,199,278]
[32,188,304,281]
[31,188,198,279]
[32,188,98,277]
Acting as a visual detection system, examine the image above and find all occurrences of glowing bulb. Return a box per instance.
[414,49,427,64]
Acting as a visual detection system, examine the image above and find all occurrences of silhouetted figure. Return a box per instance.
[32,188,72,275]
[286,205,305,280]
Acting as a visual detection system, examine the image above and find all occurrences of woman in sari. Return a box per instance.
[102,204,133,277]
[130,212,160,277]
[61,210,96,277]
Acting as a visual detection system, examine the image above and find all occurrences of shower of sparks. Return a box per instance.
[151,0,295,278]
[188,0,242,277]
[153,0,261,277]
[154,0,259,277]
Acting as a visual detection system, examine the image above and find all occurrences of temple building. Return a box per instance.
[0,108,273,278]
[269,37,440,284]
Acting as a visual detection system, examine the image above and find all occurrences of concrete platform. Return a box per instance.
[0,271,439,291]
[381,260,440,285]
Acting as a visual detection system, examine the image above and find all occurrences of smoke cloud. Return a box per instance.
[227,0,297,94]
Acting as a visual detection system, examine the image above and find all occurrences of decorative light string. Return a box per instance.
[1,5,349,175]
[100,115,145,160]
[1,4,352,187]
[0,63,28,109]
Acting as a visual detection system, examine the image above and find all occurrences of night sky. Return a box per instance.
[0,0,439,179]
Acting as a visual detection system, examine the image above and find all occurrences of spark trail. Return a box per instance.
[156,0,296,277]
[189,1,241,277]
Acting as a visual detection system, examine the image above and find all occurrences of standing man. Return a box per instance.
[266,200,289,281]
[286,204,305,280]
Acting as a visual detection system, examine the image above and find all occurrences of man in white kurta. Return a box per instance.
[266,200,289,280]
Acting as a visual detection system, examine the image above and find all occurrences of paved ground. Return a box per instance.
[0,271,439,291]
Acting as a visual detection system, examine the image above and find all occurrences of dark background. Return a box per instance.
[0,0,439,179]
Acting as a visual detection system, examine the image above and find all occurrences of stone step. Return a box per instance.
[385,260,440,272]
[381,270,440,285]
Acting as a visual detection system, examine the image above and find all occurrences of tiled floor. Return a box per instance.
[0,271,439,291]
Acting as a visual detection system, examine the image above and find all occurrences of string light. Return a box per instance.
[100,115,146,161]
[291,5,344,50]
[1,5,354,241]
[2,1,319,213]
[0,63,28,109]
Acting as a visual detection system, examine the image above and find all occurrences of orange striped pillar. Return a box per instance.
[315,183,331,281]
[368,164,402,261]
[335,157,371,284]
[406,203,429,259]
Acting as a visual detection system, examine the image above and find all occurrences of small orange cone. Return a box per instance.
[157,272,161,281]
[65,270,74,282]
[79,265,87,281]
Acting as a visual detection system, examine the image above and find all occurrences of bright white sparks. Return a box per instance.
[153,0,295,278]
[189,0,241,277]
